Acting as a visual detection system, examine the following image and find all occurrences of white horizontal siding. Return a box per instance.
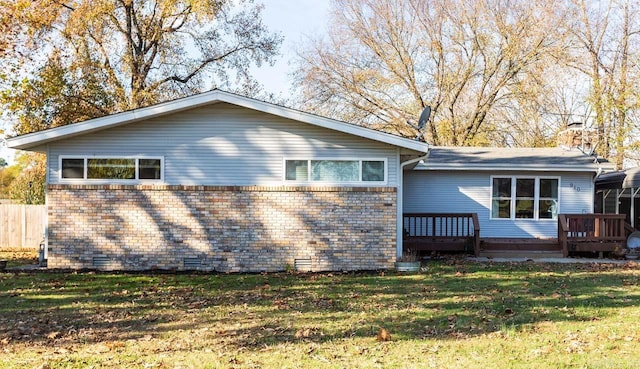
[47,103,400,186]
[403,170,595,238]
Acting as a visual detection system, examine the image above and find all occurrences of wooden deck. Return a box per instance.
[558,213,629,256]
[404,213,635,257]
[403,213,480,256]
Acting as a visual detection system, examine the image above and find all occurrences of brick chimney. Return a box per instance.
[556,122,598,154]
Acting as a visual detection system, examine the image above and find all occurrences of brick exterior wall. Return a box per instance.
[46,185,397,272]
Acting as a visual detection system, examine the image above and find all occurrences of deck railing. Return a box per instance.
[403,213,480,256]
[558,213,627,257]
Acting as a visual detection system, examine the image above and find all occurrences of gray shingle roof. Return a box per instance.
[415,146,611,172]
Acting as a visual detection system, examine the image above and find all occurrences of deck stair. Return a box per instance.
[479,250,564,259]
[479,238,563,259]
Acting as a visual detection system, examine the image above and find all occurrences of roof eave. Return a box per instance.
[415,164,600,172]
[6,90,225,150]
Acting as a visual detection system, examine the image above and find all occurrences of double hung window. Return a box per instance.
[491,177,559,220]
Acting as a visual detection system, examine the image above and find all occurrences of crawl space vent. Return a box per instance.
[183,257,201,269]
[294,258,312,272]
[92,256,111,267]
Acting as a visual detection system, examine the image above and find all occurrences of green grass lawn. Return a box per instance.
[1,261,640,368]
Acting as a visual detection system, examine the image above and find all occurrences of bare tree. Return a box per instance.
[567,0,640,169]
[491,67,593,147]
[293,0,568,146]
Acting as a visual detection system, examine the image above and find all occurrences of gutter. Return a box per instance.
[396,150,430,259]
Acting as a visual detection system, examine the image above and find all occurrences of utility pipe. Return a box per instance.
[397,151,430,259]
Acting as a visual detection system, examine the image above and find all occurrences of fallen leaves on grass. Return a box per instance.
[0,249,38,265]
[563,332,587,354]
[89,344,112,354]
[376,328,391,342]
[294,327,323,340]
[1,262,640,368]
[46,331,61,340]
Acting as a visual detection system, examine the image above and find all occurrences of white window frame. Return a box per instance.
[489,175,560,220]
[59,155,164,183]
[283,158,388,185]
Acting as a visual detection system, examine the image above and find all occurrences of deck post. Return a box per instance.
[558,214,568,257]
[632,188,640,228]
[472,213,480,256]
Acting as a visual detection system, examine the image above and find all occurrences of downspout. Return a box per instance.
[632,188,639,228]
[397,150,430,259]
[591,169,601,213]
[44,144,50,262]
[591,159,607,213]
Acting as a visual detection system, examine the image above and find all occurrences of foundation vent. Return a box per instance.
[92,256,111,267]
[183,257,202,269]
[294,258,312,272]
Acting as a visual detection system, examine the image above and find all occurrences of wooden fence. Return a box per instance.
[0,204,46,249]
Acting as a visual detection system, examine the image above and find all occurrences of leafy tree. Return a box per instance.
[0,168,17,198]
[8,167,46,205]
[5,153,46,204]
[0,157,16,199]
[2,54,116,135]
[1,0,282,135]
[0,0,281,197]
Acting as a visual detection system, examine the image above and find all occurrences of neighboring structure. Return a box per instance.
[596,167,640,228]
[6,90,429,272]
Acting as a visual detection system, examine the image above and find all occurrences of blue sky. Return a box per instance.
[251,0,331,96]
[0,0,331,163]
